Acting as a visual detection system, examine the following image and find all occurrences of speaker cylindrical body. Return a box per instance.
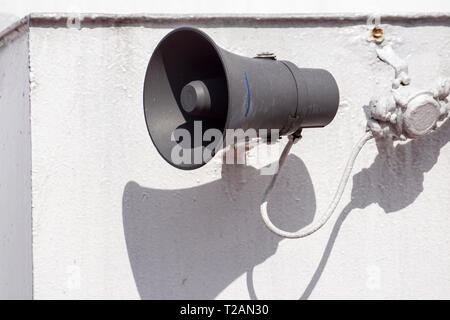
[280,62,340,129]
[143,27,339,169]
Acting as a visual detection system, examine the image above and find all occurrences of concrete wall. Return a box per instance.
[23,17,450,299]
[0,30,32,299]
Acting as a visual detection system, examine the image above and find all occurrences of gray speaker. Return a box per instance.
[143,27,339,169]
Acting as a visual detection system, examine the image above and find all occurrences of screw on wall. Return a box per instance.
[371,26,384,43]
[367,14,384,44]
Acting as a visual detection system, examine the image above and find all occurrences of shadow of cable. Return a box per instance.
[299,119,450,299]
[122,154,316,299]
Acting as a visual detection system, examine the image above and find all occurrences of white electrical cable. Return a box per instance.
[260,131,374,238]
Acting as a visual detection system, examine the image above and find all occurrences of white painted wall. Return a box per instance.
[0,14,17,33]
[24,19,450,299]
[0,31,32,299]
[2,0,450,34]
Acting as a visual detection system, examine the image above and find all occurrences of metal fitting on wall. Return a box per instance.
[367,45,450,140]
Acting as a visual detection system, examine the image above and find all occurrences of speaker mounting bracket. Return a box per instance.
[254,52,277,60]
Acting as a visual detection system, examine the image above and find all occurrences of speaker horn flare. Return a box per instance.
[143,27,339,169]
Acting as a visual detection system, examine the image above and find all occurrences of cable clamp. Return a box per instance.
[289,129,303,144]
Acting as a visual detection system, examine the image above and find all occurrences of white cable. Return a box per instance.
[260,131,374,239]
